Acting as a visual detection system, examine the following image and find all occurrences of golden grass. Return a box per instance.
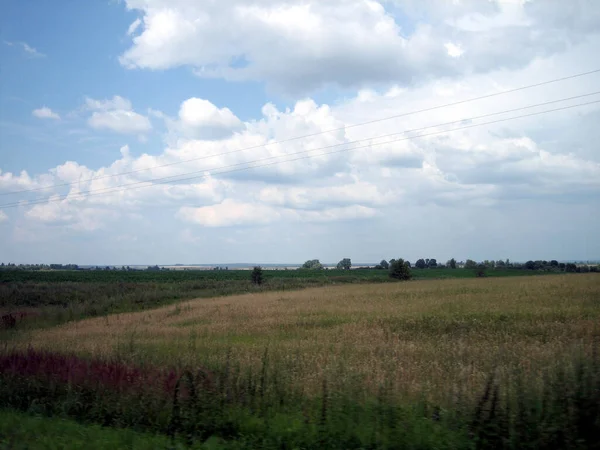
[16,274,600,403]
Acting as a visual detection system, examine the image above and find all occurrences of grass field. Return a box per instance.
[1,267,562,329]
[14,274,599,402]
[2,273,599,448]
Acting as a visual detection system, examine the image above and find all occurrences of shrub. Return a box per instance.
[389,258,412,280]
[475,264,487,278]
[251,267,264,286]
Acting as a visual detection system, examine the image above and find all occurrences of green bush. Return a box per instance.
[251,267,263,286]
[389,258,412,280]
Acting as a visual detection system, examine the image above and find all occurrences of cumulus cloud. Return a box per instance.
[88,110,151,134]
[9,54,600,237]
[85,95,151,135]
[3,3,600,261]
[0,211,8,223]
[32,107,60,120]
[119,0,600,94]
[167,98,244,140]
[0,169,53,194]
[25,196,118,232]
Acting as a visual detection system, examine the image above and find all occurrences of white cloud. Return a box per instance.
[85,95,132,112]
[168,98,244,139]
[258,181,397,210]
[119,0,600,94]
[84,96,152,135]
[21,42,45,57]
[32,107,60,120]
[445,42,464,58]
[25,197,118,232]
[5,41,45,58]
[0,211,8,223]
[3,3,600,262]
[127,18,142,36]
[11,50,600,237]
[88,110,151,134]
[0,169,53,194]
[177,200,377,227]
[178,200,279,227]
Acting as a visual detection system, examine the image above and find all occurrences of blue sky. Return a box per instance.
[1,0,599,265]
[0,1,274,172]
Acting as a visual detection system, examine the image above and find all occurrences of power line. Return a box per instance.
[2,92,598,208]
[2,97,598,211]
[2,68,599,197]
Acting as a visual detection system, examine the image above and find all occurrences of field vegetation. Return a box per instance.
[1,273,599,448]
[0,266,574,330]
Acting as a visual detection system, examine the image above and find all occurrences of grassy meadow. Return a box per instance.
[1,266,561,330]
[12,274,600,401]
[2,272,600,448]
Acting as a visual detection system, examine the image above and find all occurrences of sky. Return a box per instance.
[0,0,599,265]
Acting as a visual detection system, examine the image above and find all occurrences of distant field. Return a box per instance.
[1,267,558,329]
[0,267,556,283]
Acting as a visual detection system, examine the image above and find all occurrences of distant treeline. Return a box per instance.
[306,258,600,273]
[1,258,599,273]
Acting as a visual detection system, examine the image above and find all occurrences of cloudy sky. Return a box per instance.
[1,0,599,265]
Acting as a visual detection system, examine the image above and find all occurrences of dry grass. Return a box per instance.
[15,274,600,404]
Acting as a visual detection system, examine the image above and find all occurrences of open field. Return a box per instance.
[1,267,567,329]
[2,273,600,448]
[12,274,600,402]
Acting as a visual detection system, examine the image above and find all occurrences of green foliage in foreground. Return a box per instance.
[0,409,197,450]
[1,347,599,449]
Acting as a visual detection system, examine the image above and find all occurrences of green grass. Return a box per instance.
[0,409,209,449]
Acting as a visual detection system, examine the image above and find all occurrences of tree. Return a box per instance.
[427,258,437,268]
[565,263,577,273]
[525,260,536,270]
[415,259,426,269]
[475,264,487,278]
[447,258,457,269]
[550,260,559,267]
[465,259,478,269]
[379,259,389,270]
[302,259,323,270]
[389,258,412,281]
[337,258,352,270]
[251,266,264,285]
